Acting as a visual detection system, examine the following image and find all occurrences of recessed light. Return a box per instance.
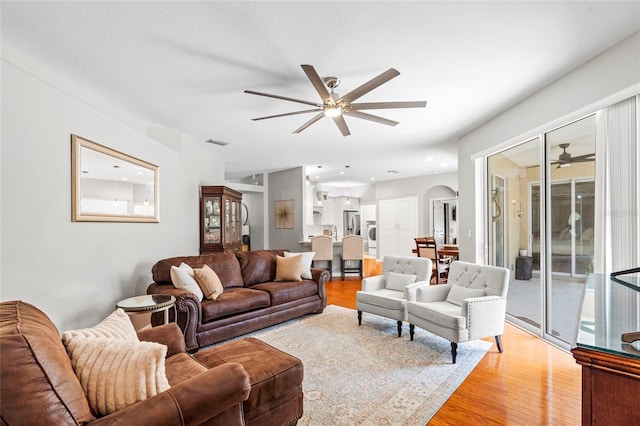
[387,170,399,174]
[121,177,128,181]
[339,171,345,175]
[440,162,447,167]
[370,177,375,180]
[425,157,433,162]
[315,175,320,179]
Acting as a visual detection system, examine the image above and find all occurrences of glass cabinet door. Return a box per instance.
[203,196,221,244]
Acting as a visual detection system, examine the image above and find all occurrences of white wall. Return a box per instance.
[457,32,640,262]
[375,171,458,236]
[1,51,225,330]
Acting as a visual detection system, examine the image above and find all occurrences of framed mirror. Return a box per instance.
[71,135,159,222]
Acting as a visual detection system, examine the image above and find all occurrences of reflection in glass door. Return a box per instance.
[545,115,596,343]
[488,139,542,333]
[489,173,507,268]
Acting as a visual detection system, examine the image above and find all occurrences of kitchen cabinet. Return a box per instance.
[321,197,335,225]
[378,197,418,259]
[200,186,242,253]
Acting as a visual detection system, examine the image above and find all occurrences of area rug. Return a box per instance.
[241,305,491,425]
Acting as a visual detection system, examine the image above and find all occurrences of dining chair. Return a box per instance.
[414,237,451,284]
[340,235,364,279]
[311,235,334,280]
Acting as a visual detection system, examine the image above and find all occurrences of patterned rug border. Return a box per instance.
[234,304,491,425]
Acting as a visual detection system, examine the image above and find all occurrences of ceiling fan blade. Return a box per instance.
[332,115,351,137]
[338,68,400,104]
[244,90,322,107]
[345,110,399,127]
[350,101,427,110]
[571,153,596,162]
[293,113,325,134]
[251,108,322,121]
[301,65,333,104]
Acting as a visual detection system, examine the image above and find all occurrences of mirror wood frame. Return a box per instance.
[71,135,159,222]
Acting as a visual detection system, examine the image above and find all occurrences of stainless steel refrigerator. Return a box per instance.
[343,211,361,236]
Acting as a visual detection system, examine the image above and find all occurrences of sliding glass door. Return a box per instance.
[487,138,541,331]
[544,115,596,343]
[488,114,596,346]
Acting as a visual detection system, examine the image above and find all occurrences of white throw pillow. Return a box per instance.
[284,251,315,279]
[386,271,417,291]
[65,336,170,416]
[61,308,138,344]
[170,262,204,300]
[446,285,486,306]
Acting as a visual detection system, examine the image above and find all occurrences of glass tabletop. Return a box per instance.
[116,294,175,312]
[574,271,640,359]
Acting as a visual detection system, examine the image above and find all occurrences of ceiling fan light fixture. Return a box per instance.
[323,104,343,117]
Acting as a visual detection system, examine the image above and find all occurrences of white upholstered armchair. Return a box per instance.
[407,260,510,363]
[356,256,432,337]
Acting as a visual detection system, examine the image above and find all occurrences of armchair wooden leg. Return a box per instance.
[396,321,402,337]
[495,335,503,353]
[409,324,415,341]
[358,310,362,326]
[451,342,458,364]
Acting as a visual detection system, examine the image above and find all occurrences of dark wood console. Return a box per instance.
[571,273,640,425]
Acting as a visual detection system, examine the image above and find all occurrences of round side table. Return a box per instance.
[116,294,176,324]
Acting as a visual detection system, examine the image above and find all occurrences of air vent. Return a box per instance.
[204,139,229,146]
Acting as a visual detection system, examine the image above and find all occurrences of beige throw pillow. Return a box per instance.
[275,255,302,282]
[194,264,224,300]
[170,262,204,300]
[65,337,170,416]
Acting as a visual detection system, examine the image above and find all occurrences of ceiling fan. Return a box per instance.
[553,143,595,168]
[244,65,426,136]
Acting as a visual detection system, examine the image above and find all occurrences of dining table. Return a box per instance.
[438,245,460,260]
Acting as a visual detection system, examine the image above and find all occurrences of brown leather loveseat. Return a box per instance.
[0,300,252,425]
[147,250,328,352]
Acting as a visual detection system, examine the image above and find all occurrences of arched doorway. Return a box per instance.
[423,185,457,244]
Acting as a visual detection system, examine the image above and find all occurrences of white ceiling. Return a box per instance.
[2,1,639,187]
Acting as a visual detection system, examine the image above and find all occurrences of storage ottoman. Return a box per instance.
[194,337,303,426]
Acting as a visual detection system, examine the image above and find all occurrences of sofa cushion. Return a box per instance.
[236,250,285,286]
[65,336,170,416]
[251,280,319,306]
[162,352,208,386]
[410,301,466,330]
[0,300,95,424]
[152,253,244,288]
[201,287,271,322]
[194,264,224,300]
[275,255,302,282]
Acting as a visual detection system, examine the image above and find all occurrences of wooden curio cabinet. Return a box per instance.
[200,186,242,253]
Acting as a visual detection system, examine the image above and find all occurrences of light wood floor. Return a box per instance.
[326,271,582,425]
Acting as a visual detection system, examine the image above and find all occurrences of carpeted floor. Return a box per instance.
[241,305,491,425]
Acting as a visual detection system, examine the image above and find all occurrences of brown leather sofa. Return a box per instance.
[147,250,329,352]
[0,300,252,425]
